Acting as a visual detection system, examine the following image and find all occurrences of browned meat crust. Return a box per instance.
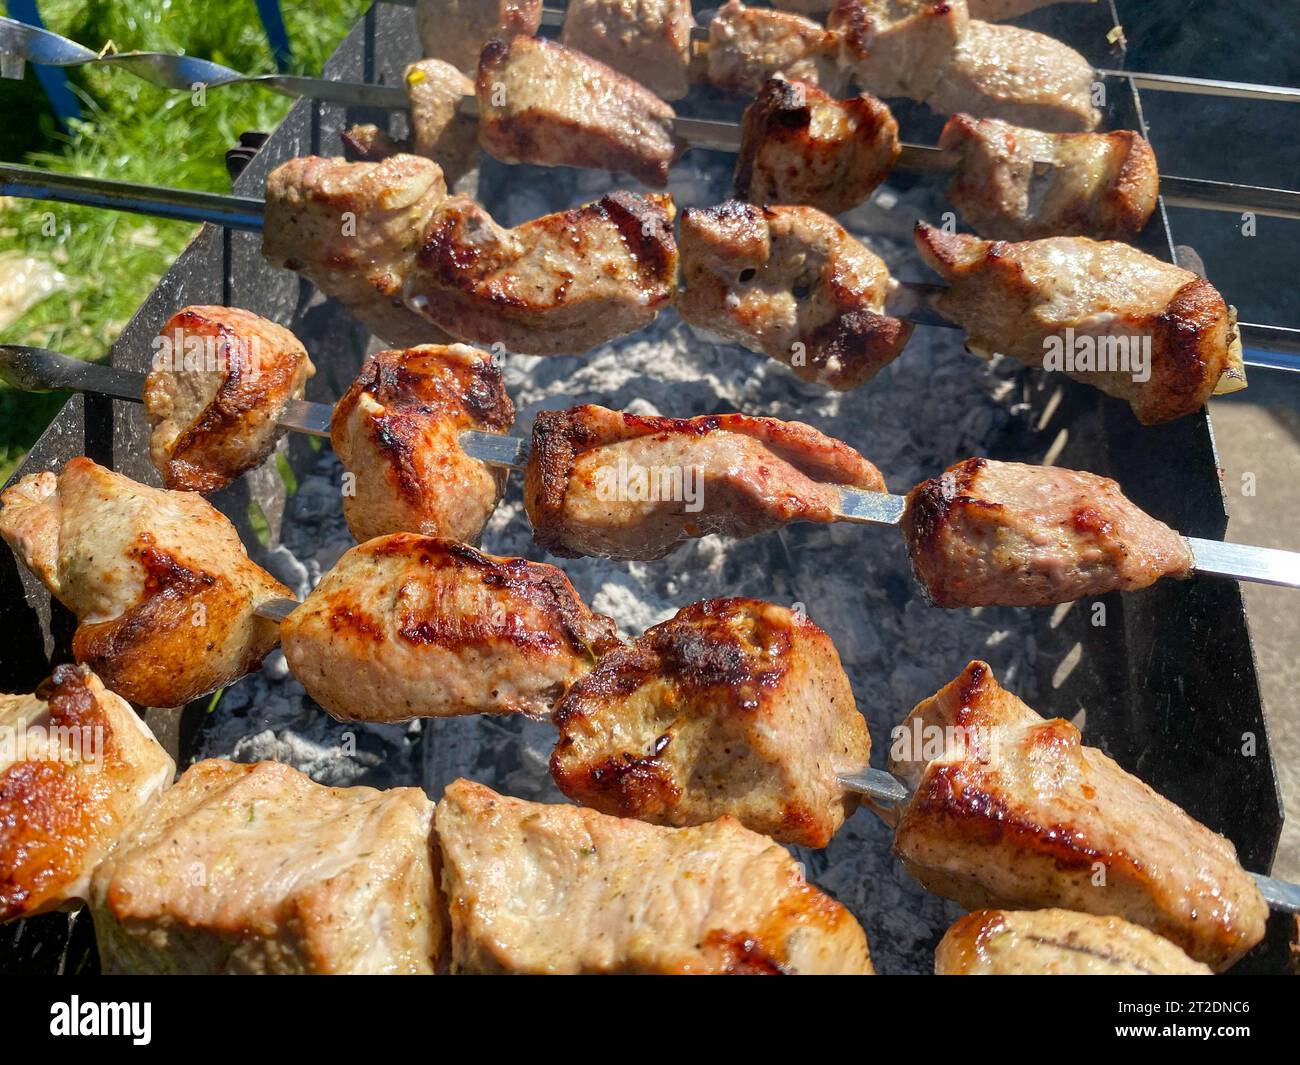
[940,114,1159,240]
[891,661,1269,971]
[410,189,677,355]
[735,78,900,216]
[330,344,513,544]
[679,201,913,389]
[900,457,1194,606]
[281,535,618,723]
[915,223,1241,425]
[0,666,172,922]
[551,597,870,847]
[143,306,315,494]
[524,404,887,559]
[476,35,681,188]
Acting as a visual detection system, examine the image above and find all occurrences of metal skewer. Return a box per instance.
[835,765,1300,914]
[5,17,1300,222]
[5,344,1299,591]
[3,161,1300,365]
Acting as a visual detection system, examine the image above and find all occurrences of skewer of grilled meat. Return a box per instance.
[281,534,620,723]
[771,0,1093,19]
[935,909,1213,975]
[436,777,874,973]
[734,77,900,217]
[915,222,1245,425]
[475,34,682,187]
[524,403,887,559]
[0,666,173,923]
[0,458,289,708]
[331,344,514,545]
[887,660,1269,971]
[91,758,442,974]
[262,153,678,355]
[678,200,914,389]
[143,305,315,494]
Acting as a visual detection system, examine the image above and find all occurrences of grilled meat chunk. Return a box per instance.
[829,0,968,100]
[936,909,1213,975]
[940,114,1158,240]
[282,534,619,723]
[561,0,695,100]
[405,60,480,185]
[524,404,887,560]
[435,778,874,973]
[679,201,913,389]
[409,189,677,355]
[0,666,173,923]
[0,459,289,707]
[262,154,453,346]
[890,661,1269,970]
[707,1,850,96]
[143,306,315,494]
[415,0,541,75]
[735,78,900,216]
[901,458,1193,607]
[91,759,441,974]
[476,35,680,187]
[551,597,870,847]
[925,18,1100,131]
[330,345,513,544]
[915,223,1244,424]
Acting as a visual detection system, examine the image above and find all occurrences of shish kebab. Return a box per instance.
[7,13,1297,234]
[0,538,1294,971]
[5,330,1299,602]
[4,150,1293,410]
[0,668,870,974]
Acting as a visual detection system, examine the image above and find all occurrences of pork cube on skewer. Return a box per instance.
[0,459,289,708]
[415,0,541,76]
[476,35,681,188]
[889,660,1268,970]
[523,404,887,560]
[830,0,1100,131]
[405,60,480,184]
[924,17,1100,131]
[914,223,1244,425]
[143,306,315,494]
[828,0,970,101]
[901,458,1194,607]
[935,909,1213,975]
[561,0,695,101]
[707,0,851,96]
[330,345,514,544]
[435,778,874,974]
[409,188,678,355]
[281,534,619,723]
[0,666,173,923]
[262,154,453,347]
[679,201,913,389]
[734,78,900,216]
[90,759,442,974]
[551,597,871,847]
[939,114,1159,240]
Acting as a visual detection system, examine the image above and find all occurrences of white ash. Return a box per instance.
[193,152,1045,974]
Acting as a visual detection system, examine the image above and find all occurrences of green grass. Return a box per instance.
[0,0,369,480]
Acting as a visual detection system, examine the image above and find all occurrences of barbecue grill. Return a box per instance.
[0,0,1293,974]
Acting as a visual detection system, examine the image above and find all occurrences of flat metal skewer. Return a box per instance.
[835,765,1300,914]
[2,161,1298,367]
[4,17,1299,222]
[5,344,1300,591]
